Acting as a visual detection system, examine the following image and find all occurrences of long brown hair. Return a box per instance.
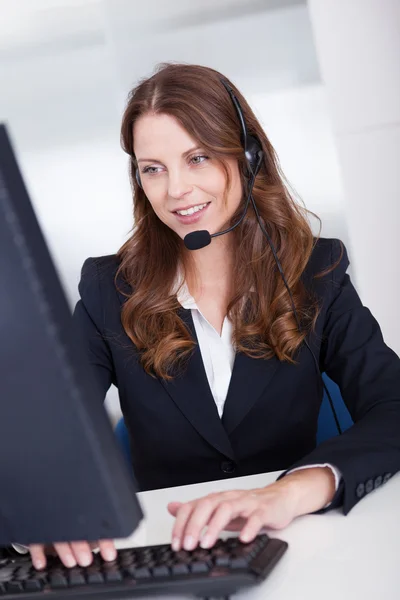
[117,62,323,380]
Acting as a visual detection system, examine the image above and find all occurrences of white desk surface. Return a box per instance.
[115,471,400,600]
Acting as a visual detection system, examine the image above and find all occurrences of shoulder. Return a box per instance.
[78,254,123,302]
[303,237,349,282]
[79,254,120,281]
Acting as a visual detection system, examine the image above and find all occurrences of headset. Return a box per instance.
[135,79,342,435]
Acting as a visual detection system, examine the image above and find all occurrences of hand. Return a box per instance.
[167,467,336,551]
[29,540,117,570]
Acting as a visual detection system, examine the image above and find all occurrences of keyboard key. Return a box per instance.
[6,581,24,593]
[171,563,190,576]
[192,549,210,560]
[86,571,104,584]
[13,573,30,582]
[133,567,151,579]
[49,573,68,588]
[104,569,123,583]
[120,554,135,567]
[214,555,230,567]
[190,561,209,574]
[23,579,43,592]
[175,550,191,563]
[122,565,136,578]
[152,565,170,577]
[0,566,15,582]
[67,569,86,586]
[230,556,249,569]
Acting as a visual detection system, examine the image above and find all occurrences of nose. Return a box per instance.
[168,169,193,200]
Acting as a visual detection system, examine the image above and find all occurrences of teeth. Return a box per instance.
[176,203,208,216]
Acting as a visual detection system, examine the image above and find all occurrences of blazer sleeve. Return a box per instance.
[280,239,400,515]
[72,258,116,401]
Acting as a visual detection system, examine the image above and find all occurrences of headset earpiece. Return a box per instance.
[245,135,263,177]
[220,79,263,178]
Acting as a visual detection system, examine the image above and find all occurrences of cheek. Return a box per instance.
[144,187,167,217]
[221,176,243,214]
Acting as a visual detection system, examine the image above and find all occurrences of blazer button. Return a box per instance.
[221,460,236,474]
[365,479,374,494]
[374,475,383,489]
[383,473,392,484]
[356,482,365,498]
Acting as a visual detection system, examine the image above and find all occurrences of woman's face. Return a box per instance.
[133,113,243,240]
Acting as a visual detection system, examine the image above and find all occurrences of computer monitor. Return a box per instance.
[0,124,143,547]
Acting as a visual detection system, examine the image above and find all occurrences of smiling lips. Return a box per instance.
[173,202,211,224]
[174,202,210,216]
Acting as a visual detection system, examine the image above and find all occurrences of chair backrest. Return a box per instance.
[317,373,353,444]
[114,375,354,466]
[114,418,132,467]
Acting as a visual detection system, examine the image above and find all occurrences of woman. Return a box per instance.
[29,63,400,570]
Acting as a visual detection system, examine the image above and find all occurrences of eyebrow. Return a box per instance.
[137,146,202,163]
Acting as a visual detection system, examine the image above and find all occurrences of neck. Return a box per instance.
[183,233,234,294]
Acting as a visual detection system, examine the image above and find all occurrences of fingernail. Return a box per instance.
[103,547,117,561]
[200,535,212,549]
[240,532,251,543]
[183,535,195,551]
[64,554,77,568]
[33,559,45,570]
[171,537,180,552]
[79,552,93,567]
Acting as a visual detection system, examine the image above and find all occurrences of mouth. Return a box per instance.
[172,202,211,225]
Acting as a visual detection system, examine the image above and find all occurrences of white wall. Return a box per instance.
[0,1,349,423]
[250,84,348,244]
[308,0,400,354]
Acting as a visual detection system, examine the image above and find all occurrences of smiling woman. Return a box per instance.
[118,63,320,379]
[36,62,400,571]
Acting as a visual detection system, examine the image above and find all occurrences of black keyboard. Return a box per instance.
[0,534,288,599]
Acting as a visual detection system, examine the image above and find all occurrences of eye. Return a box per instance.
[190,155,209,165]
[142,165,163,174]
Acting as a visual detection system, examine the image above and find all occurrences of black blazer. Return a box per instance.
[73,238,400,515]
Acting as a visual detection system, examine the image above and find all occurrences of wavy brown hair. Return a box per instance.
[117,62,324,380]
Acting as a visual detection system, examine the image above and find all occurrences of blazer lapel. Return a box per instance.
[116,278,235,459]
[158,307,235,460]
[221,350,280,435]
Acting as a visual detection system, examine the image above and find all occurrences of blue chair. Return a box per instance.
[114,417,132,467]
[114,375,354,461]
[317,373,353,444]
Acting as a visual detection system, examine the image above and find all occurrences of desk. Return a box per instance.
[116,471,400,600]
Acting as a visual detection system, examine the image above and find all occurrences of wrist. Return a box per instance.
[280,467,337,517]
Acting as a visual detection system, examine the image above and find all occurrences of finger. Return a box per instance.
[171,503,195,551]
[220,516,247,531]
[199,500,246,549]
[29,545,47,570]
[239,510,265,543]
[69,541,94,567]
[179,497,221,551]
[167,501,183,516]
[98,540,117,562]
[52,542,78,568]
